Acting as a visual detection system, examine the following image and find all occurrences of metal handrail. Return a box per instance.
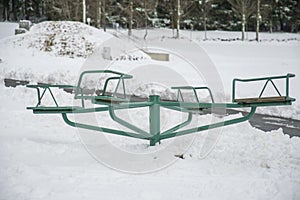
[74,70,133,100]
[27,71,296,147]
[171,86,215,103]
[232,73,295,102]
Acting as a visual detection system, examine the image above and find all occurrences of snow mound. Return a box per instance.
[2,21,112,58]
[0,84,300,200]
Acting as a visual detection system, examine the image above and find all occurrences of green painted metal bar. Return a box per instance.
[149,95,161,146]
[122,78,126,98]
[103,76,129,96]
[258,80,270,98]
[72,106,108,113]
[172,86,215,103]
[74,70,133,100]
[270,80,282,97]
[286,75,290,98]
[61,113,150,140]
[26,71,296,147]
[108,106,150,137]
[233,73,295,82]
[161,113,193,135]
[178,90,184,101]
[48,88,59,107]
[195,87,215,103]
[258,79,282,98]
[28,84,77,108]
[35,88,41,106]
[172,86,200,102]
[232,73,295,102]
[161,105,194,113]
[81,88,85,108]
[112,76,129,98]
[37,88,47,105]
[159,106,257,140]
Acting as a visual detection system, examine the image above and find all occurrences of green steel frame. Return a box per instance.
[232,73,296,102]
[27,71,296,146]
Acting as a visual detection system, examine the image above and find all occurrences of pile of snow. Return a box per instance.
[1,22,300,120]
[133,83,176,100]
[0,21,112,85]
[0,84,300,200]
[1,22,300,199]
[2,21,112,58]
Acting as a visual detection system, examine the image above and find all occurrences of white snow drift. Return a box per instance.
[0,21,300,200]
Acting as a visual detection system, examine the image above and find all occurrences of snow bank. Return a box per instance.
[1,23,299,119]
[125,28,300,119]
[1,22,300,199]
[0,21,113,85]
[1,21,112,58]
[0,84,299,200]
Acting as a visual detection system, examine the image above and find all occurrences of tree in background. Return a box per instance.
[0,0,299,34]
[1,0,10,20]
[228,0,256,40]
[260,0,275,33]
[197,0,213,40]
[256,0,261,41]
[273,0,299,32]
[44,0,82,21]
[175,0,180,38]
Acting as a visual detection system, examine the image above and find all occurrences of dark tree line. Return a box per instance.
[1,0,299,33]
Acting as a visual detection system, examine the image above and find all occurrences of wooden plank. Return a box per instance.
[4,78,29,87]
[235,96,287,104]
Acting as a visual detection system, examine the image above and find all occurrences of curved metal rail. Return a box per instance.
[27,71,296,146]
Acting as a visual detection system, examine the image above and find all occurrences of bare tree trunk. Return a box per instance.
[41,0,45,16]
[242,15,245,40]
[172,14,174,37]
[74,0,80,21]
[228,0,256,41]
[65,0,71,20]
[102,0,106,31]
[128,1,133,36]
[83,0,86,23]
[256,0,260,42]
[203,10,207,40]
[12,0,17,21]
[241,3,245,41]
[169,3,175,37]
[96,0,101,28]
[144,0,148,40]
[176,0,180,39]
[24,0,28,20]
[4,8,8,21]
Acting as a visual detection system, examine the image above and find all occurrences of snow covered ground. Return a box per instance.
[0,22,300,200]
